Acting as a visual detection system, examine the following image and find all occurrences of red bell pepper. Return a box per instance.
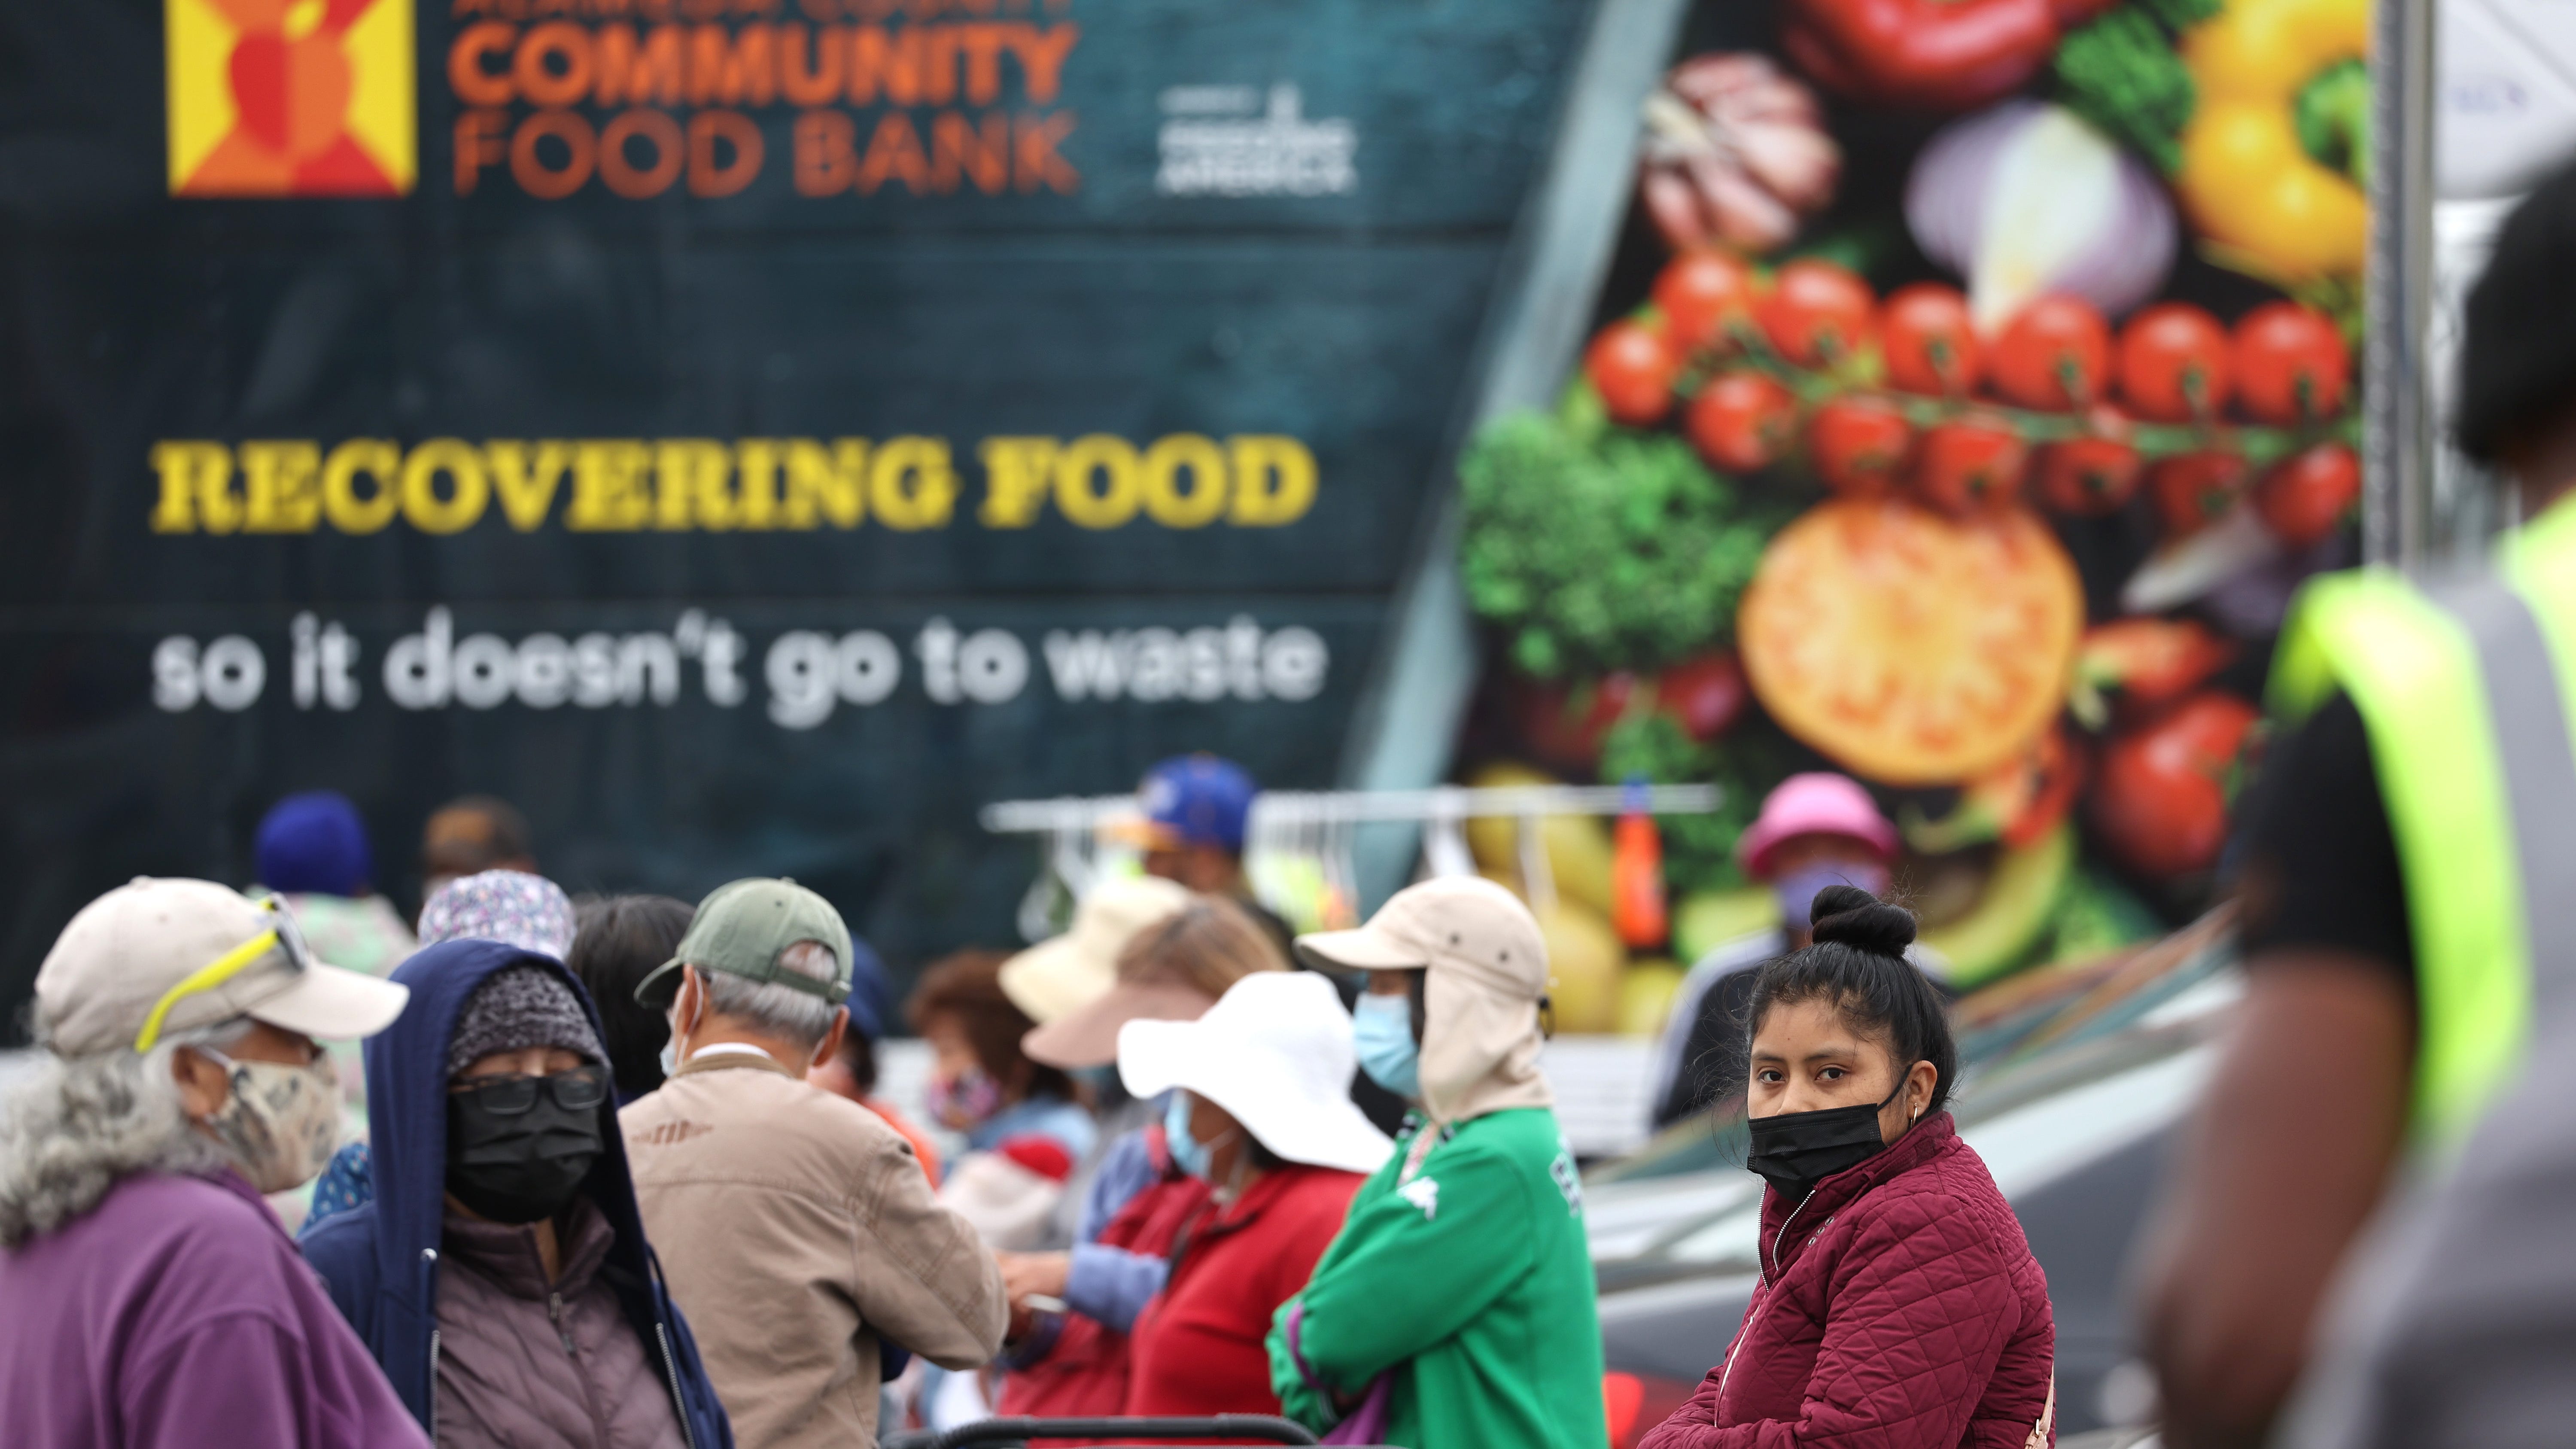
[1782,0,2116,112]
[2069,617,2236,728]
[1612,805,1669,950]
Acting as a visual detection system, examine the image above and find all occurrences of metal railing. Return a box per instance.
[982,782,1722,937]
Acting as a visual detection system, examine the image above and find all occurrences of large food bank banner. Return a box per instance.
[1448,0,2368,1037]
[0,0,1591,1006]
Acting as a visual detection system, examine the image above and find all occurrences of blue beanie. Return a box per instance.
[255,791,374,898]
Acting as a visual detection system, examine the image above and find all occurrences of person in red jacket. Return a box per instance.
[991,897,1285,1420]
[1641,885,2056,1449]
[1113,970,1394,1419]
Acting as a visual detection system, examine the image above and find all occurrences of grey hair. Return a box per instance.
[700,941,839,1052]
[0,1018,253,1248]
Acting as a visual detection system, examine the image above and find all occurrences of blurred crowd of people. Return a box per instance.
[20,160,2576,1448]
[0,754,1608,1449]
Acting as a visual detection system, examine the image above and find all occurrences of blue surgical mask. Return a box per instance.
[1164,1090,1212,1179]
[1352,991,1422,1099]
[1774,862,1892,933]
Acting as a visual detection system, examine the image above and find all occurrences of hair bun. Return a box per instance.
[1808,886,1916,957]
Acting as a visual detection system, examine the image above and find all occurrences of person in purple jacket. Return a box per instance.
[0,877,424,1449]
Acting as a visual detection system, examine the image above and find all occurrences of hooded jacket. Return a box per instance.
[1268,930,1604,1449]
[1637,1114,2056,1449]
[1415,902,1555,1136]
[298,940,733,1449]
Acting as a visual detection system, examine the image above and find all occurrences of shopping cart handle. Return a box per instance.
[882,1415,1322,1447]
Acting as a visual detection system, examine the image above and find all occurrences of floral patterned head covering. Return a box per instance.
[417,869,577,959]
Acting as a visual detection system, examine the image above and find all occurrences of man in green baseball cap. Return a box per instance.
[620,879,1007,1449]
[632,877,856,1014]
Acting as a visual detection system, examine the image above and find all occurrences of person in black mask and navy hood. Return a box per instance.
[301,940,733,1449]
[1639,887,2056,1448]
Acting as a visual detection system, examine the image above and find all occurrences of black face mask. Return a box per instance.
[446,1067,608,1225]
[1743,1075,1912,1199]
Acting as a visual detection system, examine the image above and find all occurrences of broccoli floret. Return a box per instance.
[1458,411,1772,679]
[1597,711,1806,895]
[2053,7,2198,175]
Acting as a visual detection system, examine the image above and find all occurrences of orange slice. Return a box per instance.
[1739,499,2083,785]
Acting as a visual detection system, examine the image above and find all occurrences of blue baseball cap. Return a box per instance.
[254,791,374,898]
[844,935,893,1041]
[1136,754,1258,854]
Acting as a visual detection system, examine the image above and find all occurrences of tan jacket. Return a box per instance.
[621,1053,1008,1449]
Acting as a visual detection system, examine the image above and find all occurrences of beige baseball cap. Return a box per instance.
[35,877,411,1057]
[998,875,1192,1024]
[1293,875,1549,999]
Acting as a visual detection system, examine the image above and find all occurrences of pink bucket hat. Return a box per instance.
[1734,773,1899,879]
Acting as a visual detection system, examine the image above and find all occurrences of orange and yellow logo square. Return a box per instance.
[167,0,415,196]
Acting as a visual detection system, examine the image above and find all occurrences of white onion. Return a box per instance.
[1906,100,2176,334]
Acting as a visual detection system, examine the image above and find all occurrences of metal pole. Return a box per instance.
[2366,0,2439,566]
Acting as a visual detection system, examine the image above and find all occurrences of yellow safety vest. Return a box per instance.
[2269,496,2576,1142]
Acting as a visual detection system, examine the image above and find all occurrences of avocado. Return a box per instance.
[1672,886,1782,965]
[1920,822,2075,988]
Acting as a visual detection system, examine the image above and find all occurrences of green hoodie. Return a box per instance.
[1267,1105,1605,1449]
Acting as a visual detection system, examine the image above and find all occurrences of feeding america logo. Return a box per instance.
[166,0,417,196]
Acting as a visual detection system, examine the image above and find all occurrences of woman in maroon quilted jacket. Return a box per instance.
[1640,886,2056,1449]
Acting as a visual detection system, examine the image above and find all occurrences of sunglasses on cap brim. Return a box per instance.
[132,895,318,1053]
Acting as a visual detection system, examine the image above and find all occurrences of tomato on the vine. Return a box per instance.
[1653,251,1759,353]
[1758,259,1874,368]
[1880,283,1981,398]
[2149,451,2250,534]
[1990,296,2112,411]
[2255,442,2361,547]
[1585,320,1680,426]
[2090,692,2262,879]
[1685,371,1799,472]
[2036,436,2145,515]
[2232,303,2350,423]
[1912,416,2030,512]
[1806,396,1914,495]
[2117,303,2232,422]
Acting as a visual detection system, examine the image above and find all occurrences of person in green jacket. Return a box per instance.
[1267,876,1606,1449]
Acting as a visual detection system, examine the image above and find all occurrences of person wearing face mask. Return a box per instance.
[1268,877,1606,1449]
[1636,886,2055,1449]
[297,938,733,1449]
[991,895,1288,1422]
[995,875,1192,1235]
[1648,773,1947,1132]
[304,866,582,1233]
[622,879,1005,1449]
[1112,971,1390,1419]
[909,931,1139,1251]
[0,878,421,1449]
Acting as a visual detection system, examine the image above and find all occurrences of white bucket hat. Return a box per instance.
[1118,971,1393,1177]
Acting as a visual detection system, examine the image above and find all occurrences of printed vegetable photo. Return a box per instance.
[1449,0,2363,1037]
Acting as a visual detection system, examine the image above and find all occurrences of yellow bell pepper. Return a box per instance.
[2176,0,2370,282]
